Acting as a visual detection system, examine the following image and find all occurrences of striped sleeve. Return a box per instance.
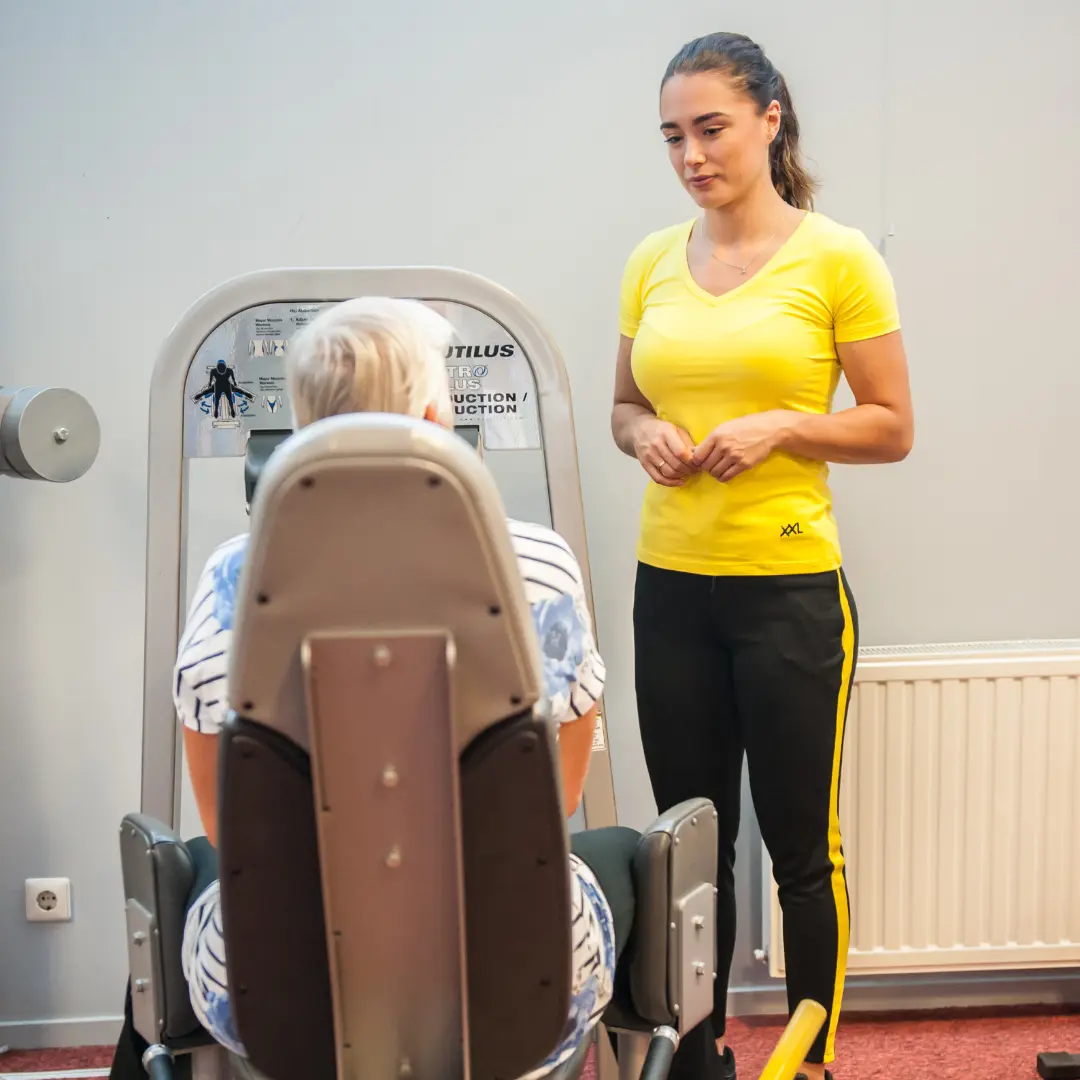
[509,519,607,725]
[173,534,247,737]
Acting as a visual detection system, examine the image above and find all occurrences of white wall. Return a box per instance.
[1,0,1077,1046]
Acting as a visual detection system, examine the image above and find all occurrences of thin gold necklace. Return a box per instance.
[709,228,779,275]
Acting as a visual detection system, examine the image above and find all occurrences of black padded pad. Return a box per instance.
[244,430,292,507]
[217,716,336,1080]
[217,709,572,1080]
[460,710,572,1080]
[119,814,203,1043]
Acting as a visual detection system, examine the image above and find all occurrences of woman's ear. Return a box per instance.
[766,99,782,143]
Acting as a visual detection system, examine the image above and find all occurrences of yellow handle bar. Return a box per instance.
[758,999,828,1080]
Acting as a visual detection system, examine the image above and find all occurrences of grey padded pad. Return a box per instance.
[629,798,718,1025]
[119,813,202,1042]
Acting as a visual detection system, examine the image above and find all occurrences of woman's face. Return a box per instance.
[659,72,780,209]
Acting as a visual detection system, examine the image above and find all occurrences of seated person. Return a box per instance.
[112,297,635,1080]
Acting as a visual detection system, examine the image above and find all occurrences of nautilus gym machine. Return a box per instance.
[119,267,825,1080]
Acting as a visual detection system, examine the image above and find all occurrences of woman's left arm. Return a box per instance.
[777,328,914,464]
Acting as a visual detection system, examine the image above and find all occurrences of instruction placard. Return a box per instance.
[183,299,541,457]
[427,299,541,451]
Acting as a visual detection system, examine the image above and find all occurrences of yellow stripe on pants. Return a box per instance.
[823,569,855,1063]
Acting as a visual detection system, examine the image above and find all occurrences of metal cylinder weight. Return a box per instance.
[0,385,101,482]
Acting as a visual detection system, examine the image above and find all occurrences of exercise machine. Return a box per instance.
[0,384,100,482]
[126,267,720,1080]
[122,409,735,1080]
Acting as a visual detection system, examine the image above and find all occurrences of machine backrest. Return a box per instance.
[218,414,572,1080]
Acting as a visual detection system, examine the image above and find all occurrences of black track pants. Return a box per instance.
[633,562,858,1069]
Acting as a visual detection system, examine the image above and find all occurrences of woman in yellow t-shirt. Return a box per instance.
[611,32,913,1080]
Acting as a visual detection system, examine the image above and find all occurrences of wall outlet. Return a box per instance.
[25,878,72,922]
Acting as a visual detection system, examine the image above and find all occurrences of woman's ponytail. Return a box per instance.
[769,72,816,211]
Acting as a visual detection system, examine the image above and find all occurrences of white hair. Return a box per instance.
[286,296,454,430]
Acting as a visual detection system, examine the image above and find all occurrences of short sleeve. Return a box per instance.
[534,580,607,726]
[832,229,901,344]
[565,582,607,723]
[510,520,607,725]
[618,234,658,339]
[173,534,248,736]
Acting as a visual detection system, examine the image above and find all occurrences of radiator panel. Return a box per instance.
[766,643,1080,977]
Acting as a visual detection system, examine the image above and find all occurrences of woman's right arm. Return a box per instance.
[611,334,696,486]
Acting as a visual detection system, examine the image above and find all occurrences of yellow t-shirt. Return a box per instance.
[620,211,900,576]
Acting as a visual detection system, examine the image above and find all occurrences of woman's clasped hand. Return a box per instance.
[632,410,792,486]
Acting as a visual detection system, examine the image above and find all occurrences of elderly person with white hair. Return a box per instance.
[109,297,633,1080]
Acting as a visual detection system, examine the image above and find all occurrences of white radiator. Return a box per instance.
[765,640,1080,978]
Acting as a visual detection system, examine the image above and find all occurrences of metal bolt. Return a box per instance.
[691,816,698,826]
[753,949,768,963]
[692,916,705,931]
[713,886,719,896]
[382,765,399,788]
[674,837,680,845]
[134,979,149,993]
[673,1004,680,1015]
[713,972,718,980]
[385,846,402,869]
[670,922,676,932]
[374,645,392,668]
[133,931,147,946]
[53,428,68,444]
[694,962,705,977]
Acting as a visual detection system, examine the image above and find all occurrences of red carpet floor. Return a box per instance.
[584,1010,1080,1080]
[727,1011,1077,1078]
[0,1044,113,1071]
[3,1011,1078,1078]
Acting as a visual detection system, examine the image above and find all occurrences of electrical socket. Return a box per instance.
[25,878,72,922]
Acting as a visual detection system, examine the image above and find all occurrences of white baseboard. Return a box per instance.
[728,970,1080,1017]
[0,1017,122,1050]
[0,1071,109,1079]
